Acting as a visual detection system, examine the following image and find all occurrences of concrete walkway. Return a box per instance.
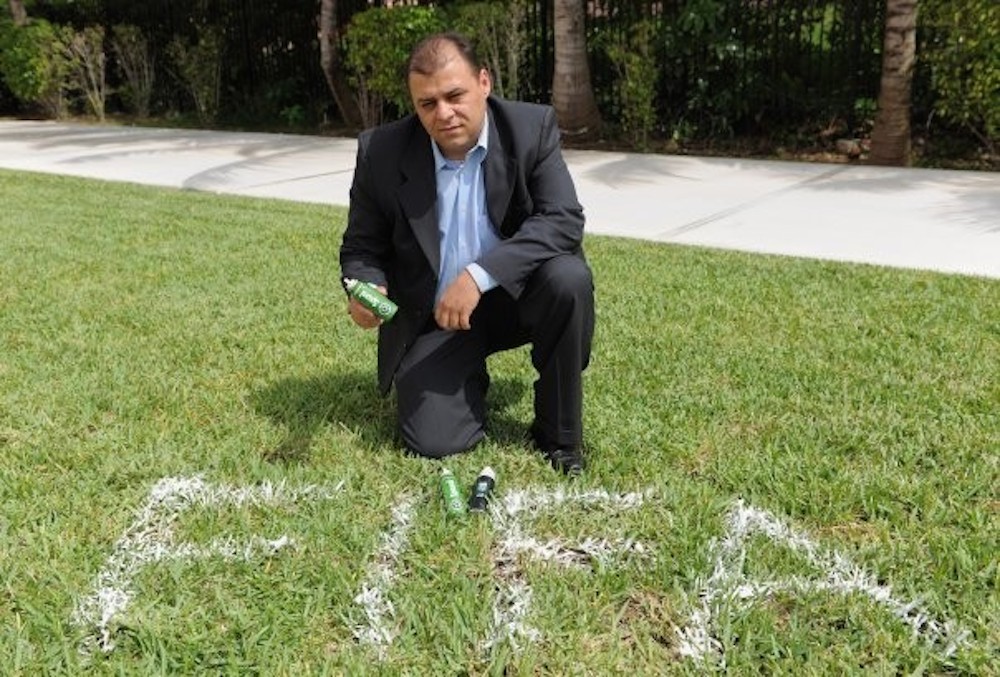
[1,119,998,279]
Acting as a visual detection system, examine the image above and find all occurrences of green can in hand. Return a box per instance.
[344,278,398,322]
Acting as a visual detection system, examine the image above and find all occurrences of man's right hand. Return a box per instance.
[347,285,387,329]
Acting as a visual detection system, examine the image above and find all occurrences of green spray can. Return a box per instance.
[344,277,398,322]
[439,467,466,516]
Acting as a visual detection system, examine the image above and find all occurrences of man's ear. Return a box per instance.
[480,68,492,96]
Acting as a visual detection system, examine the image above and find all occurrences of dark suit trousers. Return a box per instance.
[395,255,594,458]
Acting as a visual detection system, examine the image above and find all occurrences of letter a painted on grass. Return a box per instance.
[675,499,969,664]
[72,475,342,654]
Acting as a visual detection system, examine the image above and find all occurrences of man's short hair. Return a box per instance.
[407,32,483,77]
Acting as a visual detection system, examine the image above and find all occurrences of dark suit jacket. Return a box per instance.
[340,96,586,394]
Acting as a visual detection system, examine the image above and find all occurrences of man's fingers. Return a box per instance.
[434,301,474,331]
[435,272,482,330]
[434,308,458,331]
[434,306,451,330]
[348,298,381,329]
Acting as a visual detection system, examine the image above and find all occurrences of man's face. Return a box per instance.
[408,45,491,161]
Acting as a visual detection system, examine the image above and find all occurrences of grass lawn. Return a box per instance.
[1,168,997,674]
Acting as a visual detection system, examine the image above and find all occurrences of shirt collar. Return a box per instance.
[431,111,490,170]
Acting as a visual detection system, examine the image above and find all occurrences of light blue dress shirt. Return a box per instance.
[432,115,500,303]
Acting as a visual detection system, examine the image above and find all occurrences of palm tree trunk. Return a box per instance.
[869,0,918,166]
[318,0,362,129]
[8,0,28,26]
[551,0,602,137]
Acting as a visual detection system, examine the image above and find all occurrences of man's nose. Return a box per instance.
[435,102,454,121]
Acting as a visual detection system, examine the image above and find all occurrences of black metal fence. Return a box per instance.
[14,1,887,137]
[575,0,885,136]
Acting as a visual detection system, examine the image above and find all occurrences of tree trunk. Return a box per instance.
[551,0,602,137]
[869,0,918,166]
[318,0,362,129]
[8,0,28,26]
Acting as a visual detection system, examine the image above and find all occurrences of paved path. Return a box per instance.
[1,119,998,279]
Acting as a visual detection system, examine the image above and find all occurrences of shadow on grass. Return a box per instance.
[483,377,532,447]
[251,370,395,463]
[252,370,531,463]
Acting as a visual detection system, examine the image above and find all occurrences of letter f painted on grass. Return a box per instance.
[72,476,342,654]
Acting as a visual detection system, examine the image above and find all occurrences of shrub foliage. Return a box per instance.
[921,0,999,153]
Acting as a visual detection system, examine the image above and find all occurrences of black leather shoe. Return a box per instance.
[546,447,585,477]
[529,422,585,477]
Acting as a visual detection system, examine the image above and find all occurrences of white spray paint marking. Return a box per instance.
[482,487,652,653]
[73,475,342,655]
[675,499,969,664]
[351,494,417,659]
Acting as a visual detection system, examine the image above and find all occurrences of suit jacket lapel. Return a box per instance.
[485,114,516,235]
[398,127,440,276]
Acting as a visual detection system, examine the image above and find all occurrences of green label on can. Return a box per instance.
[346,279,398,322]
[439,469,466,516]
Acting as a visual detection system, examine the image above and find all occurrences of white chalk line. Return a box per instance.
[73,475,343,655]
[675,499,970,664]
[482,487,653,654]
[71,481,974,662]
[351,494,417,659]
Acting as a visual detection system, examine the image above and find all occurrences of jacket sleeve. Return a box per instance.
[340,130,392,291]
[477,106,585,299]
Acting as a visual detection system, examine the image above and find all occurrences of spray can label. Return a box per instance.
[344,278,398,322]
[468,467,496,512]
[439,468,466,516]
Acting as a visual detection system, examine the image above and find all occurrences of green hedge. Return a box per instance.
[921,0,999,150]
[0,18,71,117]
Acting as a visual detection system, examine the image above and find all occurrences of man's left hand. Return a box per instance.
[434,270,482,330]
